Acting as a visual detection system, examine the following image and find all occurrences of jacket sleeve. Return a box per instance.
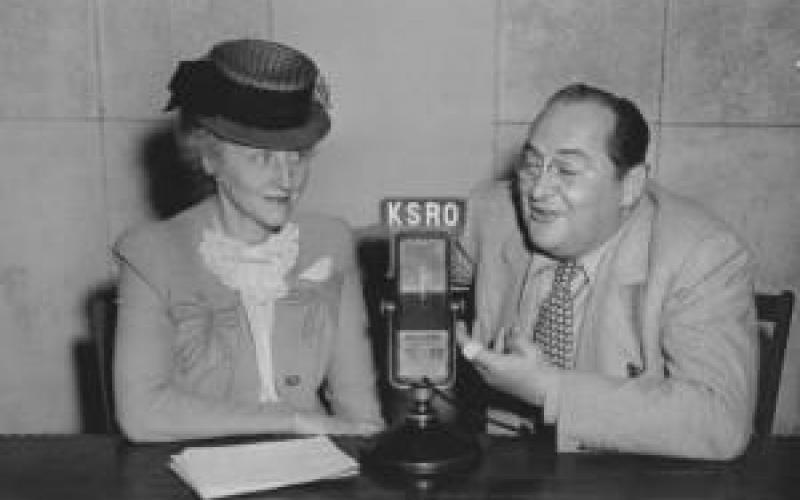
[452,188,481,286]
[458,180,526,343]
[556,231,758,460]
[322,223,386,429]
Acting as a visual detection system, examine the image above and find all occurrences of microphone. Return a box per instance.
[387,231,455,390]
[363,198,480,477]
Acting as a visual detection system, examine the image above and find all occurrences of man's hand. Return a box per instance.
[457,322,561,408]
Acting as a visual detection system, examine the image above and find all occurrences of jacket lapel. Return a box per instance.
[497,229,532,336]
[576,196,653,376]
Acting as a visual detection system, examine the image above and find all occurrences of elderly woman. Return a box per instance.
[113,38,385,442]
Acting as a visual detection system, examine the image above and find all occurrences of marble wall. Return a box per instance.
[0,0,798,434]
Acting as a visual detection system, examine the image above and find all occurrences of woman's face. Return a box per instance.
[202,135,312,240]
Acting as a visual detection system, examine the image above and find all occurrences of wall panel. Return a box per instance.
[664,0,800,124]
[272,0,496,227]
[0,122,106,432]
[499,0,665,123]
[99,0,272,119]
[0,0,96,118]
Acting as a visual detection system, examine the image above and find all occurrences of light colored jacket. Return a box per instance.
[460,180,758,460]
[113,198,383,440]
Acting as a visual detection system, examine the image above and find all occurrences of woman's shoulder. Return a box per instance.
[292,211,356,268]
[114,200,213,261]
[293,211,353,244]
[293,210,350,229]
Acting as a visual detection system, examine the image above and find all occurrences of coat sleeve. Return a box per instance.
[321,223,386,429]
[457,180,526,342]
[556,231,758,460]
[452,188,481,286]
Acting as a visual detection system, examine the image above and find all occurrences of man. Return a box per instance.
[457,83,757,460]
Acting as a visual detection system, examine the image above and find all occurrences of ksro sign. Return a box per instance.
[380,198,466,232]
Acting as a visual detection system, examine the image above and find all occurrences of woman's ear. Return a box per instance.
[621,163,648,209]
[186,128,217,177]
[200,154,215,177]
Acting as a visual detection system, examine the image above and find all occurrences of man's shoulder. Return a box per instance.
[466,179,518,226]
[649,184,741,239]
[294,211,352,245]
[646,183,751,260]
[468,178,514,205]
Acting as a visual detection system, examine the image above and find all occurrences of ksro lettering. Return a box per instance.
[381,198,466,231]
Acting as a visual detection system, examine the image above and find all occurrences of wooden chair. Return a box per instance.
[754,290,795,437]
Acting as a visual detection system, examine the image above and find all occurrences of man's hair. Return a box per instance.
[540,83,650,178]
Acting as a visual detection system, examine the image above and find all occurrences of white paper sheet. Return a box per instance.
[169,436,359,499]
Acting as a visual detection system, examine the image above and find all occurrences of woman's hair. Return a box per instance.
[173,111,219,198]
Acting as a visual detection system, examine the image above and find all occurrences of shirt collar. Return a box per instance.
[528,218,627,288]
[576,227,623,284]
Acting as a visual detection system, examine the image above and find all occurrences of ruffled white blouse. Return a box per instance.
[197,223,299,403]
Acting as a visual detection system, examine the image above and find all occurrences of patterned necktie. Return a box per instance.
[532,260,581,369]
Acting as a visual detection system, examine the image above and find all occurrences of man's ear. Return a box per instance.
[620,163,648,209]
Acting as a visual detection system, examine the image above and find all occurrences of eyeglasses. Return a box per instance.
[516,145,587,187]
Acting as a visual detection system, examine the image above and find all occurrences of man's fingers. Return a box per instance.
[508,333,535,354]
[489,327,506,353]
[462,340,483,361]
[508,336,550,368]
[455,320,486,362]
[472,347,502,369]
[454,320,471,347]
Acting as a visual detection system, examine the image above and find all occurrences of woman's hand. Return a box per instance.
[292,413,384,436]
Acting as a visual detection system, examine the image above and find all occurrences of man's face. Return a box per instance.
[516,100,636,259]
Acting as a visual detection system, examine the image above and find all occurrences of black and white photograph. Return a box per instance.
[0,1,798,498]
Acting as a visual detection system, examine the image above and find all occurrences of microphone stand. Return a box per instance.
[365,385,480,476]
[364,299,480,476]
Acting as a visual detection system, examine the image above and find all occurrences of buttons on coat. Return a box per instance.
[626,363,642,378]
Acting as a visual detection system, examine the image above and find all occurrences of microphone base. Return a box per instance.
[364,422,481,476]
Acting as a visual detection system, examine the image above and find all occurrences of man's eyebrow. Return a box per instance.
[523,143,588,158]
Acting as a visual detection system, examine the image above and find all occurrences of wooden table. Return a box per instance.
[0,433,797,499]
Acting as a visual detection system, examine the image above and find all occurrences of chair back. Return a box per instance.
[89,287,119,434]
[754,290,795,437]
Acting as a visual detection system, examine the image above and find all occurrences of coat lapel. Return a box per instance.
[576,197,653,376]
[271,218,339,398]
[496,229,532,337]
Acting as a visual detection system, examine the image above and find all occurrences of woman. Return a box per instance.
[113,38,385,442]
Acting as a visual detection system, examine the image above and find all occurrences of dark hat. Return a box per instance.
[165,39,330,150]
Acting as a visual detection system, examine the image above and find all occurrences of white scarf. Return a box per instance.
[197,223,299,402]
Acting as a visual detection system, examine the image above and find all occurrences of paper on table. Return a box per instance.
[169,436,359,499]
